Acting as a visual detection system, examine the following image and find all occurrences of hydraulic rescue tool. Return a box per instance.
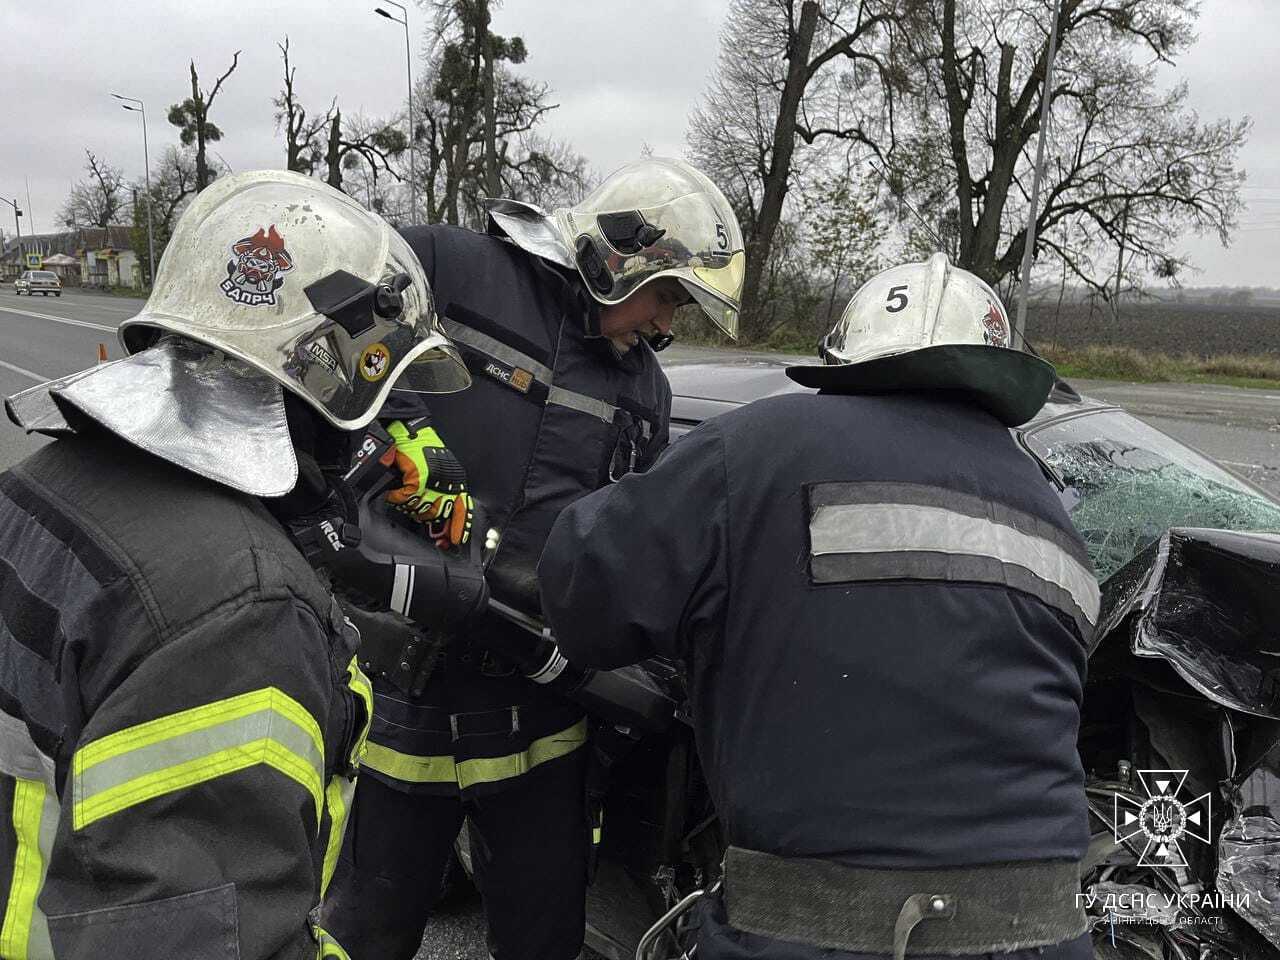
[291,422,677,733]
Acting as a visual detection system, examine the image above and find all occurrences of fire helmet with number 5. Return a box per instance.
[786,253,1055,425]
[486,158,745,340]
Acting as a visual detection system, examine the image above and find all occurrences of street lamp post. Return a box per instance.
[375,2,417,222]
[1014,0,1065,351]
[112,93,157,287]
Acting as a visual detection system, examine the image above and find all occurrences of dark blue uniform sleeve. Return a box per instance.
[537,421,729,668]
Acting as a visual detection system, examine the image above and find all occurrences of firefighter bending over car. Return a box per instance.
[321,158,745,960]
[539,255,1101,960]
[0,170,469,960]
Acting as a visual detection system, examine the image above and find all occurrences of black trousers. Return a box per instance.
[696,895,1095,960]
[323,749,588,960]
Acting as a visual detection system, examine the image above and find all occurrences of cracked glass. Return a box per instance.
[1023,410,1280,581]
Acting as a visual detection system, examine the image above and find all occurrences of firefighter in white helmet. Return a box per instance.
[540,254,1099,960]
[323,157,746,960]
[0,169,468,960]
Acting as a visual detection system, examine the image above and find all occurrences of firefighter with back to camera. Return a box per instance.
[321,157,746,960]
[0,169,471,960]
[539,254,1101,960]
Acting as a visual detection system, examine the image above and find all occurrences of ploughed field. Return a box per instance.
[1023,301,1280,357]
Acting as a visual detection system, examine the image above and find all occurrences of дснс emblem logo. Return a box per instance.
[1113,769,1211,868]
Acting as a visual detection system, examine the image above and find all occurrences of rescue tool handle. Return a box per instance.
[345,422,679,732]
[635,880,721,960]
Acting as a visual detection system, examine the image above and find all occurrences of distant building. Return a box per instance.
[2,226,140,288]
[0,231,75,280]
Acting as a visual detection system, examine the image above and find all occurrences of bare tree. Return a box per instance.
[500,133,592,212]
[800,167,885,325]
[688,0,911,338]
[324,107,408,195]
[150,147,201,234]
[168,51,241,191]
[59,150,126,228]
[129,146,207,265]
[409,0,588,229]
[887,0,1248,301]
[274,37,332,175]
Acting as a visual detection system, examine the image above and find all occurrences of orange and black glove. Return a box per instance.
[384,419,473,548]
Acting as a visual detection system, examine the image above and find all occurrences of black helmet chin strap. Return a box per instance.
[646,331,675,352]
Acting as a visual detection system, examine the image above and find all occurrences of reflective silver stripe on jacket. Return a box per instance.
[442,318,620,424]
[807,481,1100,637]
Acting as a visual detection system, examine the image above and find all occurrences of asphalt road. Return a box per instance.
[2,290,1279,958]
[3,290,1279,496]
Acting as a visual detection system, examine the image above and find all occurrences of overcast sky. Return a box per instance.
[1,0,1275,286]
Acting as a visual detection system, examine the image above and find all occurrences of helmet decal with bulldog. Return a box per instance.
[982,302,1009,347]
[220,225,294,306]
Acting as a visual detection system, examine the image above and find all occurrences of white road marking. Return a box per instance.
[0,359,47,383]
[50,296,140,315]
[0,305,116,332]
[1222,459,1275,471]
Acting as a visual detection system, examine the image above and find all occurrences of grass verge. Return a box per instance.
[1040,345,1280,390]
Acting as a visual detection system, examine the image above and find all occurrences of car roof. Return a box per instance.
[662,351,1109,428]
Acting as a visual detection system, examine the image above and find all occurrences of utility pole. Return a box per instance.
[375,1,417,222]
[1,196,21,250]
[1114,199,1130,322]
[112,93,157,286]
[1014,0,1065,350]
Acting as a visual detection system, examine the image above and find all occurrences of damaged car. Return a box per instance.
[572,355,1280,960]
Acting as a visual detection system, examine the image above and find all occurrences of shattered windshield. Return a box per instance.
[1024,410,1280,581]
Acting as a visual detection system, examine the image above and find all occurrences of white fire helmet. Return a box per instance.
[488,158,745,341]
[786,253,1055,425]
[119,169,470,431]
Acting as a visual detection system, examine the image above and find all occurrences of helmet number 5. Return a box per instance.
[885,285,909,313]
[715,223,728,250]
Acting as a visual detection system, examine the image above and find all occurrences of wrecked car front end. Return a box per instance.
[1024,403,1280,957]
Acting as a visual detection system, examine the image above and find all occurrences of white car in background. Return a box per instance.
[14,270,62,296]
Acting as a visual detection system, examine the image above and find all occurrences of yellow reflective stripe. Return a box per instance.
[0,778,55,960]
[318,657,370,897]
[75,740,322,832]
[72,688,325,831]
[456,720,588,789]
[362,742,457,784]
[363,720,588,789]
[313,924,351,959]
[320,775,355,898]
[345,658,373,767]
[75,688,322,771]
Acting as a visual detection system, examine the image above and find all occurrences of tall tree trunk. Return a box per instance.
[481,46,498,198]
[480,1,499,199]
[191,63,209,192]
[326,109,343,191]
[738,0,819,339]
[443,23,483,225]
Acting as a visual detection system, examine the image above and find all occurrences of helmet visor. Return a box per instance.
[609,193,744,339]
[679,271,741,339]
[286,313,469,430]
[576,192,743,302]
